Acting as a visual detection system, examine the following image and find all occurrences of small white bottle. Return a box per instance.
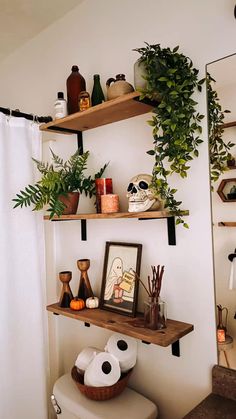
[54,91,67,119]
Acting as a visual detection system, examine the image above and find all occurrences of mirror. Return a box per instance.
[207,54,236,370]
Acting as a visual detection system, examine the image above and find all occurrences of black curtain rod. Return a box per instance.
[0,107,52,123]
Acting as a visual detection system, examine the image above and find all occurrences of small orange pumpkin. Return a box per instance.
[70,298,85,311]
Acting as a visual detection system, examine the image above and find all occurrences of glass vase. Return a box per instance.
[144,297,167,330]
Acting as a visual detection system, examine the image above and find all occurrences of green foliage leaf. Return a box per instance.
[134,41,206,228]
[207,72,235,183]
[13,149,108,217]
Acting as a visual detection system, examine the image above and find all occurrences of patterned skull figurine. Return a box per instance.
[127,174,162,212]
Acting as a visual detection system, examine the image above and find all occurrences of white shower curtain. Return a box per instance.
[0,114,48,419]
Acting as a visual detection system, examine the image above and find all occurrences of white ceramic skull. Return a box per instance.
[127,174,162,212]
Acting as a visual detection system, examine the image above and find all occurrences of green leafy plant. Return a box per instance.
[207,72,235,183]
[13,149,108,218]
[134,43,205,227]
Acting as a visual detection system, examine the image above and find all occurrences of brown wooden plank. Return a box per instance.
[218,222,236,227]
[43,210,189,221]
[222,121,236,129]
[40,92,154,133]
[47,303,193,347]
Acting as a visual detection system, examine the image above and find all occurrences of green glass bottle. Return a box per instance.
[91,74,105,106]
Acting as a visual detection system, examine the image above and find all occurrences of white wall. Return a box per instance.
[1,1,236,418]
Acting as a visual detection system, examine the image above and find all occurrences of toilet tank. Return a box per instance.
[52,373,158,419]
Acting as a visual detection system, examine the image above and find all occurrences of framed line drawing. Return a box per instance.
[100,241,142,317]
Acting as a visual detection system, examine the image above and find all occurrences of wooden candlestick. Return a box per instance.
[77,259,94,300]
[59,271,74,307]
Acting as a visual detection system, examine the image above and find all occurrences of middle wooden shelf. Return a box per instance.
[44,210,189,245]
[43,209,189,221]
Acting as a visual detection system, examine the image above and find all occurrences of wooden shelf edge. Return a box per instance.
[222,121,236,129]
[43,210,189,221]
[47,303,193,347]
[218,222,236,227]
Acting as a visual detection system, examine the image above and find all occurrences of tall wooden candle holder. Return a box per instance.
[77,259,94,300]
[59,271,74,308]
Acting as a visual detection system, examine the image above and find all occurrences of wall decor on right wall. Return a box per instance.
[207,53,236,371]
[217,178,236,202]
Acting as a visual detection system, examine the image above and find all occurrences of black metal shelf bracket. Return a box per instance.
[81,220,87,241]
[167,216,176,246]
[77,132,83,153]
[172,340,180,357]
[142,340,151,345]
[138,216,176,246]
[84,322,91,327]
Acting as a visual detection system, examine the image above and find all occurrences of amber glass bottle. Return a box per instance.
[91,74,105,106]
[66,65,86,114]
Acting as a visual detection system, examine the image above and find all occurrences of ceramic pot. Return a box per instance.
[106,74,134,100]
[59,192,80,214]
[134,59,148,91]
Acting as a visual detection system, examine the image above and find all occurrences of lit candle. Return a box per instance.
[101,194,120,213]
[217,329,226,343]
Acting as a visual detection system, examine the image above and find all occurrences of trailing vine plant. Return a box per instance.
[134,43,205,227]
[207,72,234,184]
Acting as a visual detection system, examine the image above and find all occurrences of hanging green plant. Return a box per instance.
[207,72,235,183]
[133,43,205,227]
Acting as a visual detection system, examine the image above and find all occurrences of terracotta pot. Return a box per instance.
[59,192,80,215]
[134,59,148,91]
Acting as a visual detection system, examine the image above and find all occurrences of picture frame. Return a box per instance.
[100,241,142,317]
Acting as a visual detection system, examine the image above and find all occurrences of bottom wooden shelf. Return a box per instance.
[47,303,193,348]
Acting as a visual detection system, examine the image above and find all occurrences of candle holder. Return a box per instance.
[101,194,120,213]
[95,178,113,213]
[77,259,94,300]
[59,271,74,308]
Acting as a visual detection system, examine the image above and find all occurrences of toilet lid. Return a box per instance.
[53,373,158,419]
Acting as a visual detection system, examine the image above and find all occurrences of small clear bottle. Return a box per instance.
[54,92,67,119]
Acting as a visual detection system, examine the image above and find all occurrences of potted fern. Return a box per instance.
[133,43,205,227]
[13,149,108,218]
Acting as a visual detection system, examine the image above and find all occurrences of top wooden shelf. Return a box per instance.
[40,92,155,134]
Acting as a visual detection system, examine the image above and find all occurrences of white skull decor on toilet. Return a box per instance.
[127,174,162,212]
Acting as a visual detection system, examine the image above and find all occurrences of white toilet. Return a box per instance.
[52,373,158,419]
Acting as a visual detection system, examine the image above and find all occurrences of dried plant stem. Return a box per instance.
[134,272,151,297]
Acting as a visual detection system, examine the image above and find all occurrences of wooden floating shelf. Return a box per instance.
[43,210,189,221]
[40,92,155,134]
[47,303,194,348]
[218,222,236,227]
[222,121,236,129]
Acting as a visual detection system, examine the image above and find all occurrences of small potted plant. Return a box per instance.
[228,185,236,200]
[13,148,108,218]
